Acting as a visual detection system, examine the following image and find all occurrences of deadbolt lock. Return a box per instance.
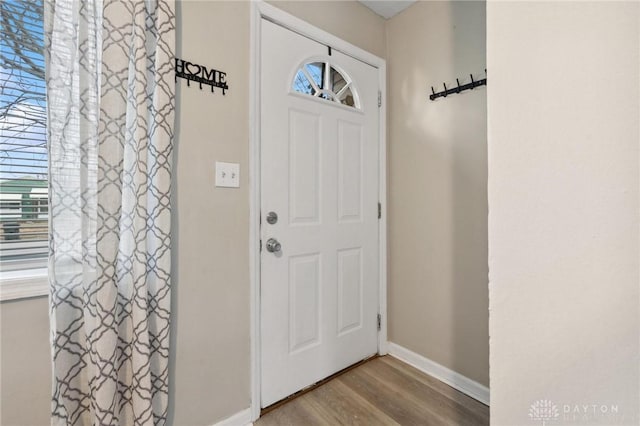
[266,211,278,225]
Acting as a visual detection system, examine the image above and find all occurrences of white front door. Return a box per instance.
[260,20,381,407]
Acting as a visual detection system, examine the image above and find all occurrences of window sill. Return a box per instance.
[0,268,48,301]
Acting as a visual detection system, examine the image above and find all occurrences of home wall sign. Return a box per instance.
[175,58,229,95]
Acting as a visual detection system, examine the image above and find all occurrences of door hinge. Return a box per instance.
[377,313,382,331]
[378,202,382,219]
[378,91,382,108]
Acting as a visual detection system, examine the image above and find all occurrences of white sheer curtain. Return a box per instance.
[45,0,175,424]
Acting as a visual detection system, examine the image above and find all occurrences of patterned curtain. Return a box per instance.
[45,0,175,424]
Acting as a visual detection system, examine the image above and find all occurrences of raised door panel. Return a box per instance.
[289,253,321,353]
[289,109,321,226]
[337,247,363,336]
[337,120,363,223]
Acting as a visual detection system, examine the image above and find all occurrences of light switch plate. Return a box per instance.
[215,161,240,188]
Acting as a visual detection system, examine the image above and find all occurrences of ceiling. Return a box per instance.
[358,1,417,19]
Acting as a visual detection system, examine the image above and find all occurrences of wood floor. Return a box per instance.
[256,356,489,426]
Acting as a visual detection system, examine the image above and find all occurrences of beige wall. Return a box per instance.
[267,1,386,59]
[386,1,489,387]
[0,2,386,425]
[170,1,251,424]
[488,1,639,424]
[0,297,51,425]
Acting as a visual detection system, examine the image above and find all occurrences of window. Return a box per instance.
[0,0,48,299]
[292,60,359,109]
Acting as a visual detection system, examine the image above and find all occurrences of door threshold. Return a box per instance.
[260,354,379,416]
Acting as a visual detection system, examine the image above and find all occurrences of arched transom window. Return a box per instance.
[292,61,360,109]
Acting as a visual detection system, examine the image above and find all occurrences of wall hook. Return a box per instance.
[428,69,487,101]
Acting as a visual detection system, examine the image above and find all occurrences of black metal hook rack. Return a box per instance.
[429,70,487,101]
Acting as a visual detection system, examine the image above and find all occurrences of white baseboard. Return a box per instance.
[387,342,490,406]
[212,408,253,426]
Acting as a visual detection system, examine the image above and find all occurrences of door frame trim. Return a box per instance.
[249,2,388,421]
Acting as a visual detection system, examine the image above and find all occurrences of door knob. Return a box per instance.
[266,238,281,253]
